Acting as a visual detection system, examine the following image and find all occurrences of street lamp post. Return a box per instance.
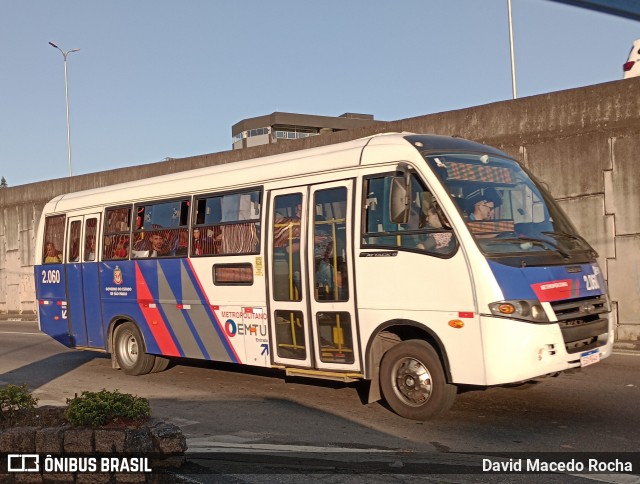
[507,0,517,99]
[49,42,80,177]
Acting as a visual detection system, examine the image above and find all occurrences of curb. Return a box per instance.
[0,314,37,322]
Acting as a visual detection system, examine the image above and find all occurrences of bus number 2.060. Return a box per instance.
[583,274,600,291]
[42,269,61,284]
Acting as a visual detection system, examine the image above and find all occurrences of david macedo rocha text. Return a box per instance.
[483,458,633,473]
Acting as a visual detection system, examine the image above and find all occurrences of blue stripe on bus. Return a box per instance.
[487,261,606,301]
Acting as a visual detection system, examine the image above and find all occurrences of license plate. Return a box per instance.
[580,349,600,367]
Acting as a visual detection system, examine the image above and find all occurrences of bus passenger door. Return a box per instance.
[65,214,104,348]
[308,181,360,372]
[268,188,312,367]
[267,182,360,372]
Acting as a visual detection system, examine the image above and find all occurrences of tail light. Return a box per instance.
[623,61,635,72]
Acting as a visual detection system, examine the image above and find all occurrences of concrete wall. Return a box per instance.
[2,78,639,340]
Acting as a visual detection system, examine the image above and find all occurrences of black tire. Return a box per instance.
[380,339,457,420]
[113,322,156,376]
[151,356,171,373]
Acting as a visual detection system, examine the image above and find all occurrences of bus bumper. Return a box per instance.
[478,315,614,386]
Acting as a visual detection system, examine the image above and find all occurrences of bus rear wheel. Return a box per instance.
[380,340,456,420]
[114,322,156,376]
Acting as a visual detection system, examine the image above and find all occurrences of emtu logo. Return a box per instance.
[7,454,39,472]
[224,319,237,337]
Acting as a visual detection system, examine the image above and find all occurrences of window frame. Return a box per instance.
[360,171,457,258]
[102,205,133,261]
[192,186,263,257]
[132,196,191,259]
[42,215,66,265]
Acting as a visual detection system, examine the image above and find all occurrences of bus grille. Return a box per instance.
[550,295,610,354]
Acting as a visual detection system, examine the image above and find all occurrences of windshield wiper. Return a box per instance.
[541,231,597,256]
[484,236,571,259]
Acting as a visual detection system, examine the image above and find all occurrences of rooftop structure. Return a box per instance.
[231,112,381,150]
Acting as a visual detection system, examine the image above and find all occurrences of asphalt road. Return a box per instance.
[1,320,639,483]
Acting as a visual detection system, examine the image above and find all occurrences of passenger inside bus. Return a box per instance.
[132,231,170,258]
[85,235,96,261]
[44,241,62,263]
[149,232,170,257]
[174,230,189,256]
[421,201,454,252]
[69,239,80,262]
[314,215,334,300]
[112,236,129,259]
[192,226,220,255]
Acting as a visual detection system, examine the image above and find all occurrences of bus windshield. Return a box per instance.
[421,152,597,265]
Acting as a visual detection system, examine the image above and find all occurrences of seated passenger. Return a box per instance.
[149,232,170,257]
[174,230,189,256]
[421,204,454,252]
[113,236,129,259]
[44,241,62,263]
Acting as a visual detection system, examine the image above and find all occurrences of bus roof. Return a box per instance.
[44,132,509,214]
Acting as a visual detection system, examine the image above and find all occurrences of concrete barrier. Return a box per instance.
[2,78,639,340]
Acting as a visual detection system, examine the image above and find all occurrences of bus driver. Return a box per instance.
[466,188,502,221]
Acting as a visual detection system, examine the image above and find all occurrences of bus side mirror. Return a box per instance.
[390,176,410,224]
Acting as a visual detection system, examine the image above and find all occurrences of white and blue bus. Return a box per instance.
[35,133,612,420]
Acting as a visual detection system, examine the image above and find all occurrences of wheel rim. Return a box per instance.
[391,357,433,407]
[117,330,139,368]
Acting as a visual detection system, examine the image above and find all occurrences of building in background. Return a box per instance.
[232,112,381,150]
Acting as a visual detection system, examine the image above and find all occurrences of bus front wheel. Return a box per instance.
[380,340,456,420]
[114,322,156,376]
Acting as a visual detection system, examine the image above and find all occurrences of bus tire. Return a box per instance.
[380,339,456,420]
[151,356,171,373]
[114,322,156,376]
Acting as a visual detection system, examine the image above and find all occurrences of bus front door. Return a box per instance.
[269,188,312,367]
[65,214,104,348]
[268,181,361,372]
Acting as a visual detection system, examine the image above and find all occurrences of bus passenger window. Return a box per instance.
[193,189,262,256]
[42,215,65,264]
[132,199,190,258]
[103,207,132,261]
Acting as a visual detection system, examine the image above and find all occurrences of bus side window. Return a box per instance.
[131,199,190,258]
[43,215,65,264]
[103,207,132,261]
[362,174,456,256]
[193,189,262,256]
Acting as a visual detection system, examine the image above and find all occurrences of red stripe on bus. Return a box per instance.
[135,264,180,356]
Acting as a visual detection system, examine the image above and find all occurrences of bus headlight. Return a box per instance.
[488,300,549,323]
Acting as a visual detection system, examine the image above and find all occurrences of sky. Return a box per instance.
[0,0,637,187]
